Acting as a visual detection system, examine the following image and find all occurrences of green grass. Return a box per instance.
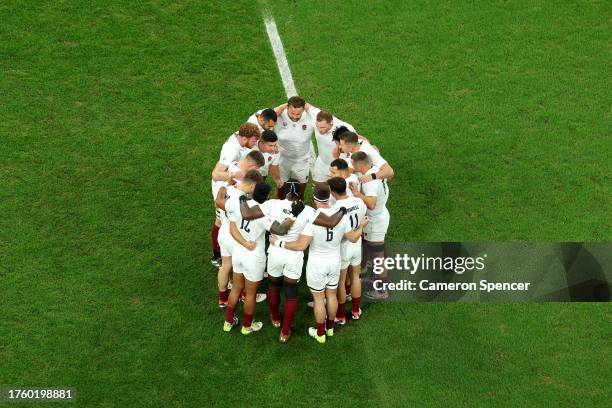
[1,0,610,407]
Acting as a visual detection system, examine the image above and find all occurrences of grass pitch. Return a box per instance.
[1,1,610,406]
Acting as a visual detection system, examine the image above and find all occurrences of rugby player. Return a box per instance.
[328,158,360,206]
[305,105,356,186]
[274,96,315,200]
[214,168,264,308]
[247,108,278,133]
[349,152,391,300]
[327,177,368,323]
[339,131,395,182]
[239,180,346,342]
[270,184,367,344]
[243,129,283,190]
[210,123,261,266]
[223,182,294,335]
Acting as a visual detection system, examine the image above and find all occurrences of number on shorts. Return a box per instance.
[240,219,251,233]
[326,228,333,241]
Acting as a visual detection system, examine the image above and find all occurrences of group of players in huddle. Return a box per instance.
[210,96,392,343]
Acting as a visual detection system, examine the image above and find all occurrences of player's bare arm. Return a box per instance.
[360,163,394,183]
[312,208,346,228]
[344,216,368,243]
[269,218,295,235]
[270,233,312,251]
[239,199,265,220]
[229,221,256,251]
[274,103,287,116]
[269,165,283,188]
[215,187,228,210]
[351,184,377,210]
[212,162,239,182]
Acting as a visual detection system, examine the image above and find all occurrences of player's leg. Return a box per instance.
[349,263,363,319]
[223,271,243,332]
[217,229,236,307]
[266,253,284,327]
[217,256,232,307]
[241,278,263,334]
[240,256,266,334]
[308,290,327,343]
[362,214,390,300]
[306,263,327,343]
[280,276,299,343]
[279,254,303,342]
[267,275,282,327]
[210,215,221,266]
[324,265,340,336]
[335,267,348,325]
[325,287,338,336]
[363,239,388,300]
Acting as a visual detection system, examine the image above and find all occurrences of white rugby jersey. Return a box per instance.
[361,167,390,218]
[260,200,318,242]
[301,208,352,261]
[243,140,279,176]
[341,140,387,172]
[211,161,241,200]
[329,173,360,206]
[333,196,367,231]
[228,199,274,257]
[219,134,249,166]
[274,110,314,159]
[307,105,355,165]
[218,185,243,231]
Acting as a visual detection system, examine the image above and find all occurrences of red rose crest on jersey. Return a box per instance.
[302,124,307,130]
[268,156,272,161]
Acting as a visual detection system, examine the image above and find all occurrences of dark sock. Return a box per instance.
[243,313,253,328]
[326,319,335,331]
[268,290,281,321]
[336,303,346,319]
[225,306,235,324]
[282,298,297,336]
[316,322,325,337]
[352,297,361,313]
[219,290,228,302]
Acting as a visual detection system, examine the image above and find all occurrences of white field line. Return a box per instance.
[261,7,317,170]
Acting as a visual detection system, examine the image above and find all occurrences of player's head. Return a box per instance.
[287,96,306,122]
[329,158,350,178]
[237,123,261,148]
[258,130,278,154]
[312,183,331,208]
[327,176,347,199]
[285,178,301,201]
[257,109,278,130]
[252,182,271,204]
[339,131,359,154]
[332,125,350,144]
[242,150,265,171]
[315,111,334,134]
[239,170,264,194]
[350,151,371,174]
